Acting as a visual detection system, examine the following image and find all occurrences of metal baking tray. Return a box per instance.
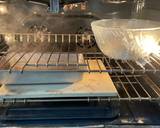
[0,60,118,100]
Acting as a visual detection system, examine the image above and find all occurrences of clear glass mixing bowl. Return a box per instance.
[91,19,160,61]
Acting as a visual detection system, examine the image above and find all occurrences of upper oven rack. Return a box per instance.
[0,33,160,74]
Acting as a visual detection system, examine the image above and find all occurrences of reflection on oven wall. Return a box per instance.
[87,0,160,21]
[88,0,133,19]
[133,0,160,21]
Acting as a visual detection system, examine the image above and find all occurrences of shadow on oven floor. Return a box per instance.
[0,101,160,127]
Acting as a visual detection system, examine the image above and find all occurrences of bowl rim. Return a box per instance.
[91,19,160,31]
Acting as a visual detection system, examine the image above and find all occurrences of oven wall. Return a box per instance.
[133,0,160,21]
[88,0,133,19]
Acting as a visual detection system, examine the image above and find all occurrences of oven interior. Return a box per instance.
[0,0,160,127]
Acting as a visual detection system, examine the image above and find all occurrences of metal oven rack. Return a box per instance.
[0,33,160,103]
[0,73,159,103]
[0,33,159,73]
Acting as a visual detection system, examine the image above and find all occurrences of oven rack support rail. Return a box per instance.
[0,33,160,74]
[0,73,160,103]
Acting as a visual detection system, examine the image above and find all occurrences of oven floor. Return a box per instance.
[0,101,160,127]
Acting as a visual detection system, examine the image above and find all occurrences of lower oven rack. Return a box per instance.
[0,73,160,103]
[0,33,159,103]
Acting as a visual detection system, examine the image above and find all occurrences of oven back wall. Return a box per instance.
[133,0,160,21]
[88,0,133,19]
